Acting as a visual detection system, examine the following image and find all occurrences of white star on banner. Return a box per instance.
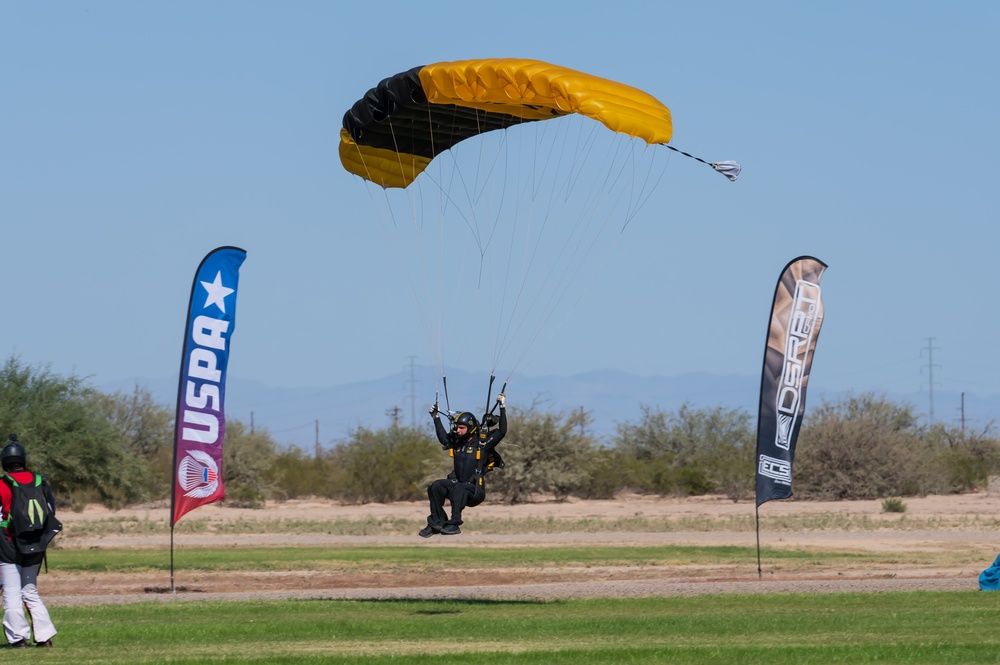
[200,271,235,313]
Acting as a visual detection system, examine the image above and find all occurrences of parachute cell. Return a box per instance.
[340,58,674,189]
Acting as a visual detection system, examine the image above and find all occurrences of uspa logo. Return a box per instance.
[177,450,220,499]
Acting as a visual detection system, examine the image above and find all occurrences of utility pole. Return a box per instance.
[387,406,403,428]
[250,411,254,435]
[921,337,940,423]
[315,419,321,460]
[960,392,966,435]
[405,356,419,428]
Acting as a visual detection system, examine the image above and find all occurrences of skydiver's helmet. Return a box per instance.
[452,412,479,439]
[2,434,27,472]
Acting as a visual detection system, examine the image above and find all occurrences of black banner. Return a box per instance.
[755,256,827,507]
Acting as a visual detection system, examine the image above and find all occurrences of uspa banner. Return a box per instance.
[755,256,827,507]
[171,247,247,526]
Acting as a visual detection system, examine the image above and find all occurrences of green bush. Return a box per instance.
[488,406,595,504]
[794,393,930,500]
[612,404,754,500]
[0,356,149,508]
[881,497,907,513]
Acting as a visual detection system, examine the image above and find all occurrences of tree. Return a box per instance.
[90,385,174,500]
[0,356,147,508]
[222,420,280,507]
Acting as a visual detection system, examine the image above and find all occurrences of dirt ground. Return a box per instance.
[45,493,1000,606]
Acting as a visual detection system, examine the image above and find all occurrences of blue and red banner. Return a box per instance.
[755,256,827,507]
[171,247,247,526]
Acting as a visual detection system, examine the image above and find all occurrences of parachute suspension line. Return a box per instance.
[491,119,570,370]
[491,120,575,371]
[349,141,384,205]
[483,131,513,369]
[392,151,448,380]
[446,147,485,257]
[491,119,532,372]
[494,122,621,373]
[562,120,604,205]
[368,173,445,380]
[513,149,669,368]
[662,145,741,182]
[620,143,672,233]
[500,132,648,377]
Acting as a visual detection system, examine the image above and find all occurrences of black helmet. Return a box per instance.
[2,434,26,472]
[453,412,479,437]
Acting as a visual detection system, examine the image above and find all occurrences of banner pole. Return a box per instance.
[170,525,176,594]
[755,504,762,579]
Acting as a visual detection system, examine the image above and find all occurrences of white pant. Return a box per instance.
[1,561,56,644]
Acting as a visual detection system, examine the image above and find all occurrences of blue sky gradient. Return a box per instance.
[3,2,998,425]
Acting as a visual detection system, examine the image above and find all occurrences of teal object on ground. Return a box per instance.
[979,553,1000,590]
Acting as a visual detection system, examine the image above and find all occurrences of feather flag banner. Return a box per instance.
[755,256,827,507]
[170,247,247,526]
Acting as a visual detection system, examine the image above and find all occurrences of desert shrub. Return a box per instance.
[794,393,930,499]
[932,424,1000,492]
[882,497,907,513]
[490,406,596,504]
[265,446,339,500]
[574,447,629,500]
[613,404,754,499]
[222,420,280,507]
[327,422,444,503]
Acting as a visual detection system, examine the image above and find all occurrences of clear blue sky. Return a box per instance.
[2,2,998,413]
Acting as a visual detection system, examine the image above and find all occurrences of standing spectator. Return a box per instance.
[0,435,58,648]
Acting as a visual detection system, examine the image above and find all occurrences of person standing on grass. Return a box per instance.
[0,435,58,648]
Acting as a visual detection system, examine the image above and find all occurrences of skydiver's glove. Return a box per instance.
[429,404,439,418]
[497,393,506,409]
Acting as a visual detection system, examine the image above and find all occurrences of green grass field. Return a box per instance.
[45,517,1000,663]
[26,592,1000,664]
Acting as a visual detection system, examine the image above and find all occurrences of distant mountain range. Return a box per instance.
[101,369,1000,450]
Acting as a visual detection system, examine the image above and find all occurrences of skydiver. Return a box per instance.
[420,393,507,537]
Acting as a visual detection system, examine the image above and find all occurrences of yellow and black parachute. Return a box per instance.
[338,58,738,391]
[339,58,704,189]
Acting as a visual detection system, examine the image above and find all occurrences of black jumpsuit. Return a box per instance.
[426,407,506,530]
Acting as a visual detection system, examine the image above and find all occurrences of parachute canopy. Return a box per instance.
[340,58,675,189]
